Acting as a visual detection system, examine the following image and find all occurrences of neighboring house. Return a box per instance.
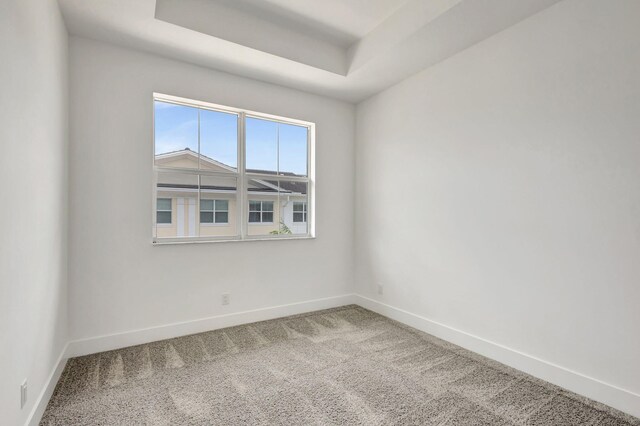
[155,148,308,238]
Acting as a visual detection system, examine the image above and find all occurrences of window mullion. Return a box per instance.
[239,112,247,239]
[196,109,201,236]
[196,174,201,236]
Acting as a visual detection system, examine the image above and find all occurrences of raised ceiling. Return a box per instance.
[227,0,412,45]
[59,0,563,102]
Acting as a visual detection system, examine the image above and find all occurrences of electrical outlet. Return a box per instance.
[377,284,383,295]
[221,293,230,305]
[20,380,27,409]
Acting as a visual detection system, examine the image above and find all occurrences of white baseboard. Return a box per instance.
[41,294,640,421]
[66,294,356,358]
[354,295,640,419]
[26,344,68,426]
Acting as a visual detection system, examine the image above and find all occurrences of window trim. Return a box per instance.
[156,197,173,225]
[293,201,307,223]
[152,93,315,244]
[200,199,229,225]
[248,200,275,224]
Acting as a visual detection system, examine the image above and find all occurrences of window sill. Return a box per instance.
[152,235,315,245]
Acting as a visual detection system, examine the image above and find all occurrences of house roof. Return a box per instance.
[156,149,307,195]
[247,178,306,194]
[155,148,237,173]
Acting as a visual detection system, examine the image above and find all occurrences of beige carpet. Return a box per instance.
[42,305,639,425]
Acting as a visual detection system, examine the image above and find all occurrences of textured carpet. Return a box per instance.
[42,305,639,425]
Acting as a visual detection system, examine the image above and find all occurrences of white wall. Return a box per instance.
[68,37,355,341]
[0,0,69,424]
[5,0,638,421]
[356,0,640,415]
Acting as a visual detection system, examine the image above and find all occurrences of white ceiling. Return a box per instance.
[58,0,564,103]
[234,0,412,43]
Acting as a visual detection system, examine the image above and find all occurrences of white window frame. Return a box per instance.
[293,201,307,223]
[200,199,229,225]
[248,200,275,224]
[156,198,173,225]
[152,93,315,244]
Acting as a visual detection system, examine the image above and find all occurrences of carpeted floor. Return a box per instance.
[42,305,639,425]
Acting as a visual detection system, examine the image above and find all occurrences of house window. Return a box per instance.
[293,202,307,222]
[157,198,172,224]
[249,201,274,223]
[200,200,229,224]
[153,93,313,242]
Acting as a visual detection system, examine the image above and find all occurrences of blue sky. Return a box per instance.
[154,101,307,175]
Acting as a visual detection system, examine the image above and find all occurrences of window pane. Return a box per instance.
[200,199,214,211]
[200,109,238,170]
[247,180,308,236]
[279,181,308,235]
[154,101,198,168]
[215,212,228,223]
[279,123,308,176]
[215,200,228,211]
[200,175,238,238]
[156,172,198,239]
[248,190,278,235]
[157,198,172,211]
[246,117,277,173]
[200,211,214,223]
[157,211,172,224]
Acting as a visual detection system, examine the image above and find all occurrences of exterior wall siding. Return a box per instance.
[155,193,307,238]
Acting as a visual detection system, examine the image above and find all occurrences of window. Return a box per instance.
[153,93,313,242]
[200,200,229,224]
[293,202,307,222]
[156,198,172,224]
[249,201,274,223]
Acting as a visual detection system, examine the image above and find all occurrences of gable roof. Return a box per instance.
[156,148,307,195]
[155,148,237,173]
